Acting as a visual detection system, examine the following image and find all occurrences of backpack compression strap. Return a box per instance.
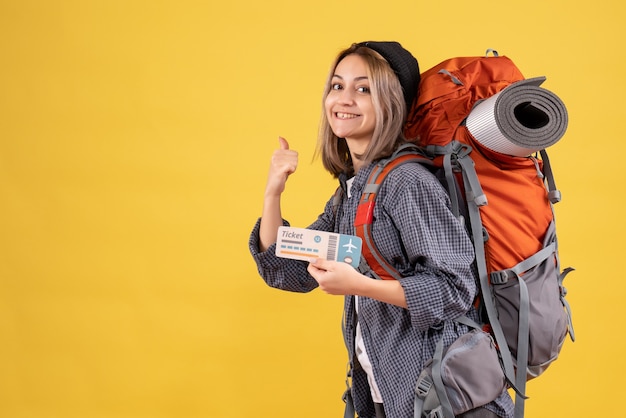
[354,148,431,281]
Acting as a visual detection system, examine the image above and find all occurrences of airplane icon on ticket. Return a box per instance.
[343,238,358,254]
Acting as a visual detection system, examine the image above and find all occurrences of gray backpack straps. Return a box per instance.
[414,316,499,418]
[343,385,355,418]
[414,320,469,418]
[430,335,455,418]
[459,149,574,418]
[341,297,357,418]
[458,150,519,391]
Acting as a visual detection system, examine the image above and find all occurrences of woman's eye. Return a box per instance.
[357,86,371,94]
[331,83,343,90]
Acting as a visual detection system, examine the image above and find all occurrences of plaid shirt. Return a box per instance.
[249,160,514,418]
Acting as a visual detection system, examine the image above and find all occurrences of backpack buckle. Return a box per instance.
[490,270,514,284]
[415,375,433,398]
[427,406,444,418]
[453,142,472,159]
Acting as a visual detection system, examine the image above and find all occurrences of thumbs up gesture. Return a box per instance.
[265,136,299,197]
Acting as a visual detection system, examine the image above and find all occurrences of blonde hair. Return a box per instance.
[316,44,408,178]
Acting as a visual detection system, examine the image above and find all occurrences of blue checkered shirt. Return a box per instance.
[249,160,514,418]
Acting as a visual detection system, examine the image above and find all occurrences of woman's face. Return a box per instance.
[325,54,376,150]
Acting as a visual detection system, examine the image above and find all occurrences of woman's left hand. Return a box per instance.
[308,258,408,308]
[307,258,364,295]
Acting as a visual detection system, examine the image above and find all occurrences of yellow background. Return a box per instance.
[0,0,622,417]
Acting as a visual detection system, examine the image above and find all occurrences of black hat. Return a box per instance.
[357,41,420,111]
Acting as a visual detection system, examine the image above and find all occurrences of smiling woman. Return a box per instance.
[249,41,514,418]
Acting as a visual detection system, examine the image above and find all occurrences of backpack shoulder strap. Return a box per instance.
[354,145,431,281]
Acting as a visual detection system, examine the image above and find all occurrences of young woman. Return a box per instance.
[249,41,514,418]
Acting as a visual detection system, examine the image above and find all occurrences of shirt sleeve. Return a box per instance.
[248,194,337,293]
[377,164,477,331]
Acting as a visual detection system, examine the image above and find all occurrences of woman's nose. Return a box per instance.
[337,88,355,104]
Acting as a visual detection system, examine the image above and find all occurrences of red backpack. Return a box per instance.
[351,50,574,418]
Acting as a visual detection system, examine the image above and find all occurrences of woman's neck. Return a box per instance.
[346,136,370,174]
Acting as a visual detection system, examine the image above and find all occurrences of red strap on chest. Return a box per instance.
[354,153,429,280]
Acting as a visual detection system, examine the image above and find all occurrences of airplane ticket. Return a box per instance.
[275,226,362,268]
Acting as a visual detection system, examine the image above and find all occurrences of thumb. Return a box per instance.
[278,136,289,150]
[309,257,328,270]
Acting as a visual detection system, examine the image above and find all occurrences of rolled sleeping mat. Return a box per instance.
[465,77,568,157]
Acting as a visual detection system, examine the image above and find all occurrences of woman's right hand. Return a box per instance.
[265,136,299,197]
[259,137,298,252]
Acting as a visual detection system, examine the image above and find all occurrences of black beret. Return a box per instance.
[357,41,420,111]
